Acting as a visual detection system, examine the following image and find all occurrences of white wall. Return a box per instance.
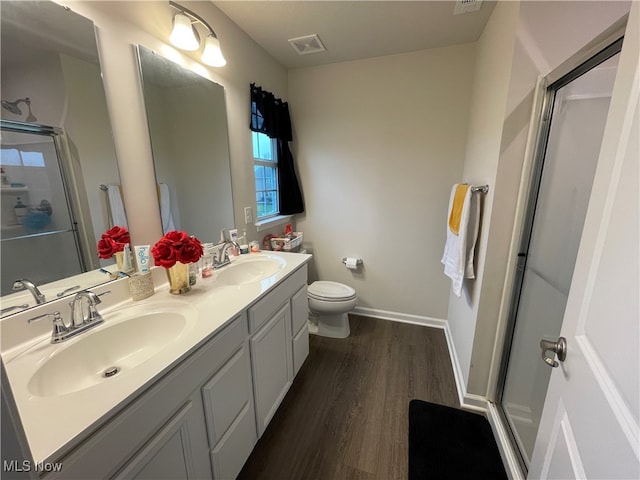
[448,0,631,399]
[289,44,476,320]
[1,53,67,126]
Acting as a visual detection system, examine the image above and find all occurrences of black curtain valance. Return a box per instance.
[250,83,292,142]
[249,83,303,215]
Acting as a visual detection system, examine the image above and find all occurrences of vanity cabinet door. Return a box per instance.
[112,401,207,480]
[249,303,293,436]
[201,342,257,479]
[290,285,309,376]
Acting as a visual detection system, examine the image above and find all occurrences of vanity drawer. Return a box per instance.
[248,265,307,333]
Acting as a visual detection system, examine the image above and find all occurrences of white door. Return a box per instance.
[529,4,639,478]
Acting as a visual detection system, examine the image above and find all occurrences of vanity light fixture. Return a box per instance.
[169,1,226,67]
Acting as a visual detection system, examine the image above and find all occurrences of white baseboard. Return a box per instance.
[351,306,447,329]
[442,321,470,409]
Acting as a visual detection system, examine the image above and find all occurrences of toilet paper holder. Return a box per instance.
[341,257,363,266]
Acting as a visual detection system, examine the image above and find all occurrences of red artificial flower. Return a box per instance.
[151,230,203,268]
[97,226,130,259]
[104,226,130,244]
[151,240,179,268]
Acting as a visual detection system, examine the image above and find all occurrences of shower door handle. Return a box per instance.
[540,337,567,368]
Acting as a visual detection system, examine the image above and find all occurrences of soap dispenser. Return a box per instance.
[14,197,27,224]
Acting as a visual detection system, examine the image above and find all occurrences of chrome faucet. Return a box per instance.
[214,229,239,269]
[69,290,106,328]
[29,290,110,343]
[214,241,239,268]
[12,278,46,304]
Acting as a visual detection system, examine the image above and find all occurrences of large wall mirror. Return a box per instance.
[0,1,122,312]
[136,45,234,245]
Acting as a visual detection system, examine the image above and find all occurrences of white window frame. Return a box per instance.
[252,131,279,221]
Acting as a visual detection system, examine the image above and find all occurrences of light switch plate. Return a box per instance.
[244,206,253,224]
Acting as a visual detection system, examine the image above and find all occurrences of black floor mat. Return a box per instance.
[408,399,508,480]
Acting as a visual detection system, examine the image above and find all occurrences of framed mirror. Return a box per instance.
[1,0,123,313]
[136,45,234,245]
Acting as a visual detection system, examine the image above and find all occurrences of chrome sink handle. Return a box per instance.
[28,311,70,344]
[56,285,81,298]
[0,304,29,316]
[85,291,110,324]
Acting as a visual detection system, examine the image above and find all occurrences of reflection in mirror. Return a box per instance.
[0,1,123,312]
[136,45,234,244]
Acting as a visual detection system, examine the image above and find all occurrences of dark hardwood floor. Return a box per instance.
[237,314,459,480]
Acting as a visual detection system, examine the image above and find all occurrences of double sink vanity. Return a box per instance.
[1,251,311,479]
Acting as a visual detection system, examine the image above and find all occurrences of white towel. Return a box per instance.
[159,183,176,234]
[107,185,128,228]
[441,184,480,297]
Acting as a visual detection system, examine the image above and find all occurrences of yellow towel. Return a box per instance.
[448,184,470,235]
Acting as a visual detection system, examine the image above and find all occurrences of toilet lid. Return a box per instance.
[308,281,356,301]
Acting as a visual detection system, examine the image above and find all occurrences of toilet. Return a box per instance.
[307,281,357,338]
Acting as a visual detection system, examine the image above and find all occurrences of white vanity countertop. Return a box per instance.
[1,251,311,464]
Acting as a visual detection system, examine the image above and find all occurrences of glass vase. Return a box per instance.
[166,262,191,294]
[114,251,125,271]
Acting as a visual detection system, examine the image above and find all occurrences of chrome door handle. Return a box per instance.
[540,337,567,368]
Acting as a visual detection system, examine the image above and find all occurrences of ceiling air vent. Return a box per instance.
[288,34,326,55]
[454,0,483,15]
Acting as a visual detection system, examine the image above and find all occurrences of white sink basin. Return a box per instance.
[216,256,285,285]
[27,302,197,397]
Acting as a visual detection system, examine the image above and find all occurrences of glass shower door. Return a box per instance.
[1,125,84,295]
[499,50,620,468]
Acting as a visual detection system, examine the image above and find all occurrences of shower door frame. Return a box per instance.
[0,120,93,275]
[493,23,626,474]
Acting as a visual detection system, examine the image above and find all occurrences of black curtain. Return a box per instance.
[250,83,304,215]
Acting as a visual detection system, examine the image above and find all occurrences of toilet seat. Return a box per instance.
[308,281,356,302]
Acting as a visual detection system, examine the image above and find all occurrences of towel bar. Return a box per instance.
[471,185,489,193]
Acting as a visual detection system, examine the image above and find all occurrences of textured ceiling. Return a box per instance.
[214,1,496,69]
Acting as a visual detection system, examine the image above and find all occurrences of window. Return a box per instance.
[1,148,45,167]
[253,131,278,219]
